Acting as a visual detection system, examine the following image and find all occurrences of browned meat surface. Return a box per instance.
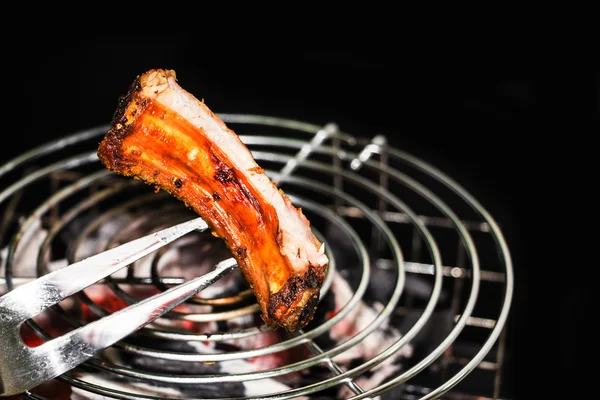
[97,69,328,332]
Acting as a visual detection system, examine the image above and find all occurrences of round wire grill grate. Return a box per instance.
[0,115,513,400]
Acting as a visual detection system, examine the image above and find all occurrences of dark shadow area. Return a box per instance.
[1,30,592,399]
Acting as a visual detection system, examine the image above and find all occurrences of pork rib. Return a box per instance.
[97,69,328,332]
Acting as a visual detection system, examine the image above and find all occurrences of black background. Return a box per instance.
[2,29,594,399]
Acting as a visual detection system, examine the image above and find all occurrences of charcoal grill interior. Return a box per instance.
[1,114,513,399]
[4,30,566,398]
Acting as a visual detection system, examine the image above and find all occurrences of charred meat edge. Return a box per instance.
[97,69,328,332]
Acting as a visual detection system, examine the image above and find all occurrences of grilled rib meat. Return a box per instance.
[97,69,328,332]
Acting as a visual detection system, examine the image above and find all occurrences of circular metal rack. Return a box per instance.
[0,115,513,399]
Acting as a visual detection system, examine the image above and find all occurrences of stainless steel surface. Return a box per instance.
[0,115,514,399]
[0,217,239,396]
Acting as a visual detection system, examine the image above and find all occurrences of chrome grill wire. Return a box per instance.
[0,115,514,400]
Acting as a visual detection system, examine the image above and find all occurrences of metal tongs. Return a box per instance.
[0,217,238,397]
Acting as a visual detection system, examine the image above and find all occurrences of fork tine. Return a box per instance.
[40,258,237,375]
[0,258,237,396]
[0,217,209,323]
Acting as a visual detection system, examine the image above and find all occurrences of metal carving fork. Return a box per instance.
[0,217,238,396]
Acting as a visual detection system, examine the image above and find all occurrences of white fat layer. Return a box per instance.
[141,70,327,274]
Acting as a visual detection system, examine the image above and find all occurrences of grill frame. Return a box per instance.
[0,114,514,399]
